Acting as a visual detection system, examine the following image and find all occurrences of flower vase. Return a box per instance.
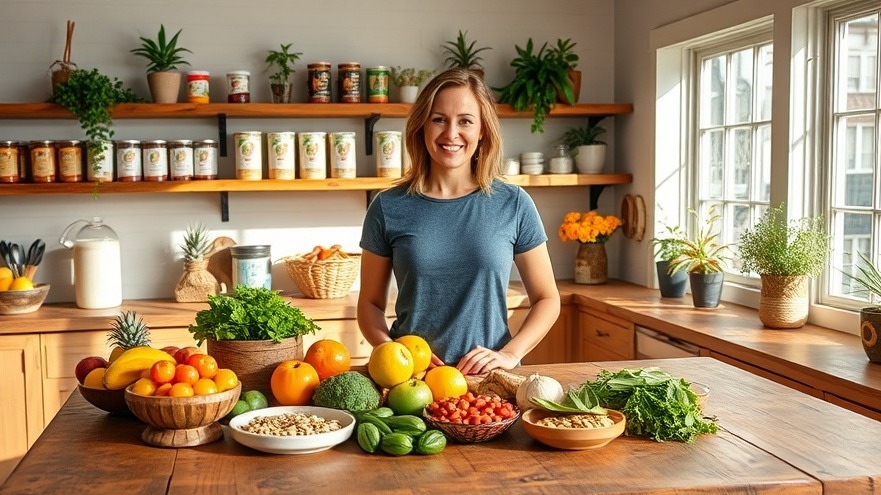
[574,242,607,285]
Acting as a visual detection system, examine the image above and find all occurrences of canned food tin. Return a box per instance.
[230,245,272,291]
[329,132,357,178]
[193,140,218,180]
[142,140,168,181]
[267,132,296,180]
[29,140,56,182]
[56,140,83,183]
[338,63,361,103]
[187,71,210,103]
[116,140,142,182]
[367,66,390,103]
[234,132,263,180]
[87,141,114,182]
[227,71,250,103]
[298,132,327,179]
[375,131,402,178]
[168,140,194,180]
[0,141,20,183]
[307,62,332,103]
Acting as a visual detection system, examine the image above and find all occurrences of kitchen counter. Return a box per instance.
[3,357,880,494]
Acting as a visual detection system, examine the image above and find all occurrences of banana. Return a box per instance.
[103,346,175,390]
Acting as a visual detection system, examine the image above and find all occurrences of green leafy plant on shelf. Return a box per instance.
[265,43,303,85]
[391,67,434,87]
[561,122,606,156]
[667,206,732,274]
[842,251,881,310]
[129,24,191,73]
[441,30,491,70]
[650,223,687,263]
[737,203,830,277]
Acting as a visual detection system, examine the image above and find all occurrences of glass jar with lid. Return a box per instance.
[548,144,574,174]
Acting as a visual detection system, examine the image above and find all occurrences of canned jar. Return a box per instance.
[338,63,361,103]
[267,132,296,180]
[234,132,263,180]
[329,132,357,178]
[230,245,272,291]
[307,62,332,103]
[168,140,194,180]
[29,140,56,182]
[367,66,390,103]
[142,140,168,181]
[193,140,218,180]
[375,131,402,178]
[298,132,327,179]
[116,140,142,182]
[0,141,20,183]
[56,140,83,182]
[227,71,250,103]
[87,141,114,182]
[187,70,210,103]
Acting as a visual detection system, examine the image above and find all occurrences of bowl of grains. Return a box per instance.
[521,408,626,450]
[228,406,356,454]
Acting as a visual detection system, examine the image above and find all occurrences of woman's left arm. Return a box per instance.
[456,243,561,374]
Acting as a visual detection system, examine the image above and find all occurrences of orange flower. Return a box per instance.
[558,211,622,244]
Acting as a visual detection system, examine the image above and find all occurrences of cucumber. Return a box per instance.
[414,430,446,455]
[357,423,382,453]
[380,432,413,456]
[360,414,392,435]
[383,415,426,436]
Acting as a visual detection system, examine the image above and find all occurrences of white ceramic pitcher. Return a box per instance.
[59,217,122,309]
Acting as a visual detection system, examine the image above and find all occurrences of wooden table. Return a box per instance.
[3,357,880,494]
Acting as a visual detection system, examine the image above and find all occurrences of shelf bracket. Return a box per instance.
[587,115,607,128]
[218,113,228,157]
[589,185,606,211]
[364,113,381,155]
[220,191,229,222]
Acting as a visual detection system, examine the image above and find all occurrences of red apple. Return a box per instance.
[173,346,203,365]
[75,356,109,385]
[160,345,180,357]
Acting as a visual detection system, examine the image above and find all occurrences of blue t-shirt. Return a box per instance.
[360,179,548,364]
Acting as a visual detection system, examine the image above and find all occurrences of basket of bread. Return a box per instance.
[284,245,361,299]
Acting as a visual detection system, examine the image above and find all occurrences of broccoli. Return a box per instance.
[312,371,381,412]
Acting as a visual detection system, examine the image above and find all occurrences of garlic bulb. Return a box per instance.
[516,373,565,411]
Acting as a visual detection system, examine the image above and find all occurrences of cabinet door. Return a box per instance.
[0,334,42,485]
[517,305,574,365]
[578,308,634,361]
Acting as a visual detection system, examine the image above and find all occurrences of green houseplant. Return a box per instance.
[391,67,434,103]
[738,204,831,328]
[842,251,881,362]
[561,122,606,173]
[650,223,687,298]
[547,38,581,103]
[265,43,302,103]
[668,206,732,308]
[442,30,491,75]
[495,38,577,133]
[130,24,191,103]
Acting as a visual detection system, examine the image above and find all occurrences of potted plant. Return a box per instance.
[547,38,581,103]
[173,223,220,303]
[441,30,491,77]
[495,38,576,133]
[650,223,688,298]
[188,285,320,397]
[841,251,881,362]
[391,67,434,103]
[668,206,732,308]
[130,24,191,103]
[738,204,831,328]
[265,43,302,104]
[561,122,607,173]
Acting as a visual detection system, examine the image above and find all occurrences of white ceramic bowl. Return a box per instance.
[521,164,545,175]
[520,152,544,161]
[520,158,545,166]
[228,406,355,455]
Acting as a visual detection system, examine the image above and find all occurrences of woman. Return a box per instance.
[358,68,560,375]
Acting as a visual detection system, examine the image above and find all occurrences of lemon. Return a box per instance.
[0,267,12,280]
[9,277,34,291]
[83,368,107,389]
[367,341,414,389]
[0,277,12,292]
[395,335,432,376]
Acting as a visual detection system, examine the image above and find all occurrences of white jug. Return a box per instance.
[59,217,122,309]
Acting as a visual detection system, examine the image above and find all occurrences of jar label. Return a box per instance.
[227,74,250,95]
[375,131,401,177]
[329,132,356,178]
[143,149,168,177]
[188,79,209,98]
[308,68,331,102]
[117,148,142,178]
[235,133,262,180]
[232,257,271,290]
[31,148,54,177]
[194,146,218,176]
[0,149,18,178]
[367,69,389,102]
[298,133,327,179]
[59,148,83,178]
[267,132,296,172]
[88,142,113,182]
[171,147,194,178]
[338,69,361,103]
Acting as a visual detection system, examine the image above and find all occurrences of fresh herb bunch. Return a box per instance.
[130,24,191,73]
[737,203,831,276]
[667,206,732,275]
[441,30,491,69]
[188,286,320,344]
[265,43,303,84]
[650,224,686,262]
[391,67,434,87]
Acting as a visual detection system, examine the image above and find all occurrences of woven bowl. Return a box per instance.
[0,284,50,315]
[78,384,131,416]
[284,252,361,299]
[423,407,521,443]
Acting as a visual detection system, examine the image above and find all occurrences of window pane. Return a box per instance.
[731,128,752,200]
[757,44,773,121]
[728,203,751,272]
[756,124,771,202]
[701,129,724,199]
[835,115,875,208]
[831,211,873,299]
[730,48,753,124]
[843,14,878,111]
[701,55,725,127]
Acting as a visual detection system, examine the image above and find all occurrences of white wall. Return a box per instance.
[0,0,619,303]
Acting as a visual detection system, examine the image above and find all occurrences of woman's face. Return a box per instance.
[423,85,483,174]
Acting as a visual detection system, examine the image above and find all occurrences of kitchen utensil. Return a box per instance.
[0,241,10,271]
[9,243,23,278]
[25,239,46,280]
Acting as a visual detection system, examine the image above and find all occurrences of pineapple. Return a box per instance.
[180,223,212,262]
[107,310,152,362]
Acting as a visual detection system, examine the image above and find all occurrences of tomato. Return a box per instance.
[270,360,319,406]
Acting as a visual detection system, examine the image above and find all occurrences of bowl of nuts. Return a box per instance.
[422,393,520,443]
[228,406,356,454]
[521,408,626,450]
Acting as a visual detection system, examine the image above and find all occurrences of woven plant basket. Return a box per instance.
[284,252,361,299]
[174,260,220,303]
[207,337,303,400]
[759,274,809,329]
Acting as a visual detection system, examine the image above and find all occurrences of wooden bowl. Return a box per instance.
[124,382,241,448]
[0,284,49,315]
[423,407,521,443]
[521,408,626,450]
[78,384,132,416]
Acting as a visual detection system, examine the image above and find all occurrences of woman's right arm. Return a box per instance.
[357,250,395,347]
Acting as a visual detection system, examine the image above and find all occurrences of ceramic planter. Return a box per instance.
[147,71,181,104]
[860,307,881,363]
[399,85,419,103]
[575,144,606,174]
[656,260,687,298]
[689,272,724,308]
[758,274,809,328]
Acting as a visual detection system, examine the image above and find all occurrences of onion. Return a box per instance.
[516,373,565,411]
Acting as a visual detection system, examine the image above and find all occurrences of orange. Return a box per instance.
[213,368,239,392]
[150,360,176,385]
[188,354,219,379]
[270,360,319,406]
[131,377,157,396]
[174,364,200,385]
[154,383,173,396]
[83,368,107,389]
[367,342,414,389]
[0,277,12,292]
[424,365,468,400]
[169,382,195,398]
[193,378,218,396]
[395,335,432,376]
[304,339,351,380]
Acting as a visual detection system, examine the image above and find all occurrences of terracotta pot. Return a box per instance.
[557,69,581,104]
[758,274,809,328]
[147,71,182,103]
[207,336,303,401]
[860,307,881,363]
[574,242,607,285]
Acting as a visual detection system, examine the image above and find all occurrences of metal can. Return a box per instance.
[193,140,218,180]
[298,132,327,179]
[234,131,263,180]
[56,140,83,183]
[307,62,332,103]
[227,71,250,103]
[230,245,272,291]
[0,141,20,183]
[338,63,361,103]
[29,140,56,182]
[168,140,194,180]
[375,131,402,178]
[329,132,357,178]
[116,140,142,182]
[142,140,168,181]
[187,70,210,104]
[367,66,390,103]
[87,141,114,182]
[266,132,296,180]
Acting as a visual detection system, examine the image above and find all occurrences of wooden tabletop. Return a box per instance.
[4,357,880,495]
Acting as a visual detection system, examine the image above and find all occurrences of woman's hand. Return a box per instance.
[455,346,519,375]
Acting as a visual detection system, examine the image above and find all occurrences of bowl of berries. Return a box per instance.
[422,392,520,443]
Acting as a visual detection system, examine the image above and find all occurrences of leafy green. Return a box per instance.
[188,286,320,344]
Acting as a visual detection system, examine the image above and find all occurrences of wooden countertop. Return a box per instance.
[3,358,880,494]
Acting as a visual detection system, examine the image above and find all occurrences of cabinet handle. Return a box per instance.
[595,330,610,337]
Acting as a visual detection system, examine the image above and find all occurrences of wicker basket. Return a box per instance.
[284,252,361,299]
[423,408,521,443]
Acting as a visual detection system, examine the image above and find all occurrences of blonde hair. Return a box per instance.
[400,68,503,195]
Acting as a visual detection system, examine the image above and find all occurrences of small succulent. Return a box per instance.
[442,30,491,69]
[130,24,191,73]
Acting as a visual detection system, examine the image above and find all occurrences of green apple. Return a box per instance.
[387,379,433,416]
